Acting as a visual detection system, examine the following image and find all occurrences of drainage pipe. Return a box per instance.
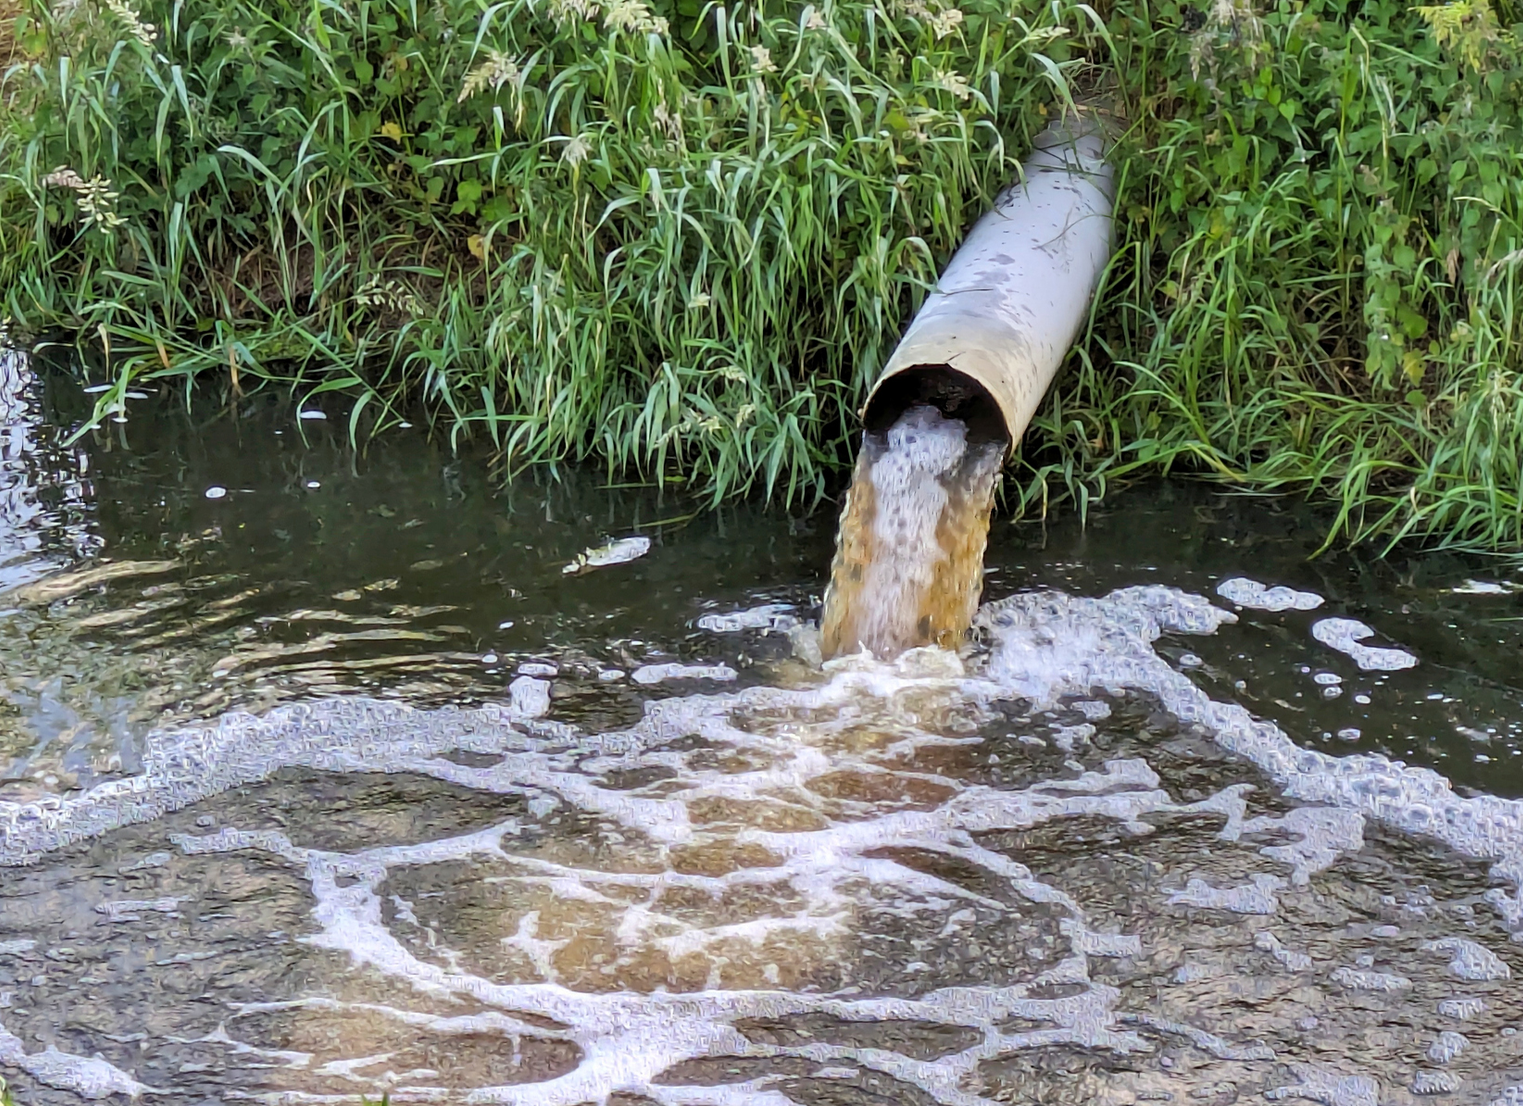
[861,116,1114,448]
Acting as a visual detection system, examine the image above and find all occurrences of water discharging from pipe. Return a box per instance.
[822,117,1114,659]
[820,405,1005,658]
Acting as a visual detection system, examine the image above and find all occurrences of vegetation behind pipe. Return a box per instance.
[2,0,1523,552]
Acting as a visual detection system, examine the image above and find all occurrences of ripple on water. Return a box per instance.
[0,588,1522,1103]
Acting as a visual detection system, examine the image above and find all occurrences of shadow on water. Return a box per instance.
[2,350,1523,1104]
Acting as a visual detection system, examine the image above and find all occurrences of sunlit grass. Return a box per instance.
[0,0,1077,504]
[3,0,1523,552]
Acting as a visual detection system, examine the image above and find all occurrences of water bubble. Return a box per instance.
[1312,618,1418,671]
[204,486,228,500]
[1218,578,1324,611]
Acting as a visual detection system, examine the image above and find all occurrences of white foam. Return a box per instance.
[1255,931,1313,971]
[1167,875,1282,914]
[968,587,1523,937]
[1267,1064,1377,1106]
[1216,578,1324,612]
[631,663,738,685]
[1412,1069,1463,1094]
[6,582,1523,1103]
[1331,967,1412,992]
[1245,806,1365,885]
[35,675,1244,1102]
[0,1027,153,1098]
[508,676,551,718]
[1311,618,1418,671]
[1425,937,1511,981]
[697,605,798,634]
[95,896,188,922]
[1427,1030,1469,1063]
[1453,580,1517,595]
[1438,997,1486,1020]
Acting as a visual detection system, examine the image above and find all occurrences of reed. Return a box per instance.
[0,0,1072,503]
[3,0,1523,552]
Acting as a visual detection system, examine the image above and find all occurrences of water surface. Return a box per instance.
[4,352,1523,1104]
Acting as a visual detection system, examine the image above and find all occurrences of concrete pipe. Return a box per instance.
[860,116,1115,450]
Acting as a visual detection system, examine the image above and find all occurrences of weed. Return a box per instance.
[1015,0,1523,552]
[4,0,1523,551]
[0,0,1075,505]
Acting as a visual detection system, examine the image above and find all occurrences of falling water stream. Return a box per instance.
[5,352,1523,1104]
[820,406,1004,660]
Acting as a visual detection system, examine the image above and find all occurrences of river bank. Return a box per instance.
[2,0,1520,551]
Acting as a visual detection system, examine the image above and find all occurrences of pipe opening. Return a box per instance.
[860,365,1010,452]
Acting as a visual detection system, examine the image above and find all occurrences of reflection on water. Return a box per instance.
[0,350,96,593]
[3,355,1523,1103]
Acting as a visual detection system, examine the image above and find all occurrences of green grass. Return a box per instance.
[0,0,1075,502]
[2,0,1523,552]
[1019,0,1523,554]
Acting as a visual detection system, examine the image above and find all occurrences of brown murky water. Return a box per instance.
[5,352,1523,1104]
[821,406,1003,659]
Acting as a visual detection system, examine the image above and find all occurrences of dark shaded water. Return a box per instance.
[4,350,1523,1104]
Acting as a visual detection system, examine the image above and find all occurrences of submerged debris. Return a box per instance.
[9,558,180,604]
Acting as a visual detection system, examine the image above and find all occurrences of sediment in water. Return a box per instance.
[820,405,1004,659]
[6,588,1523,1104]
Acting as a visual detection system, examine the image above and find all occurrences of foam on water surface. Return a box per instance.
[1216,578,1325,612]
[1311,618,1419,671]
[5,584,1523,1102]
[697,606,799,635]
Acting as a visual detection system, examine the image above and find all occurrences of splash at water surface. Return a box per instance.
[4,585,1523,1104]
